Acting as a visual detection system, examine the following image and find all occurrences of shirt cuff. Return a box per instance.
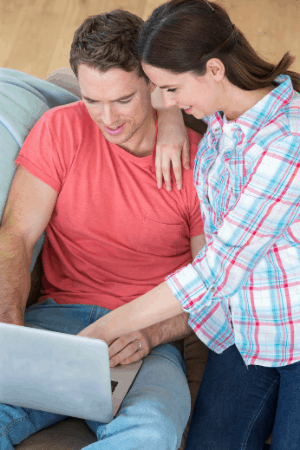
[166,263,211,313]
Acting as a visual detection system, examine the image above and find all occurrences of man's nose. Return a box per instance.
[101,106,117,126]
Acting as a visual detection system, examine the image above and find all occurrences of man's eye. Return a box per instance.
[167,88,177,93]
[119,99,132,104]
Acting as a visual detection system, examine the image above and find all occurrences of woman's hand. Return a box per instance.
[109,330,151,367]
[156,106,190,191]
[78,324,151,367]
[78,320,114,346]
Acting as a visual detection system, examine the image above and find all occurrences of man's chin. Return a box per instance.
[101,129,135,149]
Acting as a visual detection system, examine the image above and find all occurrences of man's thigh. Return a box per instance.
[24,298,110,333]
[86,343,191,450]
[0,403,67,449]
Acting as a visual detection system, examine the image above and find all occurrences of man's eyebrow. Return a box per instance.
[113,91,136,102]
[82,92,136,103]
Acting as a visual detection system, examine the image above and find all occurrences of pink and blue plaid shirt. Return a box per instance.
[166,75,300,367]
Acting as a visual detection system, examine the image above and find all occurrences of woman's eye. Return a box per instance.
[167,88,177,93]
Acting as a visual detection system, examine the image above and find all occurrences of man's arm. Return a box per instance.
[108,233,206,367]
[0,166,58,325]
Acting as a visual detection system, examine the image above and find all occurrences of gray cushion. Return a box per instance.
[15,418,97,450]
[0,68,79,271]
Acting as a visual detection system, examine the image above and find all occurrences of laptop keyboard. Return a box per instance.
[111,380,119,393]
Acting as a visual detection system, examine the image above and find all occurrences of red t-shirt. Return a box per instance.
[16,101,203,310]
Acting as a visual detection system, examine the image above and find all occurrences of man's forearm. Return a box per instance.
[143,312,192,349]
[0,227,31,324]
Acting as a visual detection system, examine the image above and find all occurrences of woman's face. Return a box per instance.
[142,62,225,119]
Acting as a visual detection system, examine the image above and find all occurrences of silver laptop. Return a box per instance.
[0,322,142,423]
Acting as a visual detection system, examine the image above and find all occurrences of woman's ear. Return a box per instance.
[206,58,225,82]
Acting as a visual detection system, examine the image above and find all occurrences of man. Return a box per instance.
[0,10,204,450]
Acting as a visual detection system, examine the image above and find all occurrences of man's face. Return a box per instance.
[77,64,155,147]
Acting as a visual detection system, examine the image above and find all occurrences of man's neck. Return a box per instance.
[118,108,156,158]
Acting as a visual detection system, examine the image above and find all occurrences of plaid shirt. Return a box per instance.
[166,75,300,367]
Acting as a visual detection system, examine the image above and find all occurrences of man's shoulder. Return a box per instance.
[37,101,96,145]
[43,100,86,123]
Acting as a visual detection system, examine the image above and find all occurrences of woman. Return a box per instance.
[80,1,300,448]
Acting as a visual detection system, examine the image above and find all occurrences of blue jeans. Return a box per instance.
[0,299,191,450]
[186,344,300,450]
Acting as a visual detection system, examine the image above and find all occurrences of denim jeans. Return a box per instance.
[0,299,191,450]
[186,344,300,450]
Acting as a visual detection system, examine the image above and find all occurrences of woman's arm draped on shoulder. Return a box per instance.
[152,86,190,191]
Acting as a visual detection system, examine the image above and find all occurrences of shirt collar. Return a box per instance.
[212,75,294,141]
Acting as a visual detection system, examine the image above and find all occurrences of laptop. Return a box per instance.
[0,322,142,423]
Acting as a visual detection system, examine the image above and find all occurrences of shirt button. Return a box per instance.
[210,287,215,293]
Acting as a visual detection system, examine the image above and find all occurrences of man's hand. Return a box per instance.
[78,323,151,367]
[109,330,151,367]
[156,106,190,191]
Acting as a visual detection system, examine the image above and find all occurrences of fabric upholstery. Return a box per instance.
[0,68,79,271]
[15,418,97,450]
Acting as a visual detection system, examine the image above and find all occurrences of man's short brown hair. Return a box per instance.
[70,10,148,82]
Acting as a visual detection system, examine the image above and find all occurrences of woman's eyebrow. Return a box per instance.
[159,84,176,89]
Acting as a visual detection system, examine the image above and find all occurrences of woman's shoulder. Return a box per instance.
[252,93,300,151]
[283,91,300,134]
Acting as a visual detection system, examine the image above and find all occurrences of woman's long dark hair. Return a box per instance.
[136,0,300,93]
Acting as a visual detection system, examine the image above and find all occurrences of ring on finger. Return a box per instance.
[135,340,142,352]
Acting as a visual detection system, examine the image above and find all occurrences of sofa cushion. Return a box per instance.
[15,418,97,450]
[0,68,79,271]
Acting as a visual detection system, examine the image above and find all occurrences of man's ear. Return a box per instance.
[206,58,225,82]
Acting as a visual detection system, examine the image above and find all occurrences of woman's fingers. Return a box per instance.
[155,140,190,191]
[182,138,191,171]
[161,155,172,191]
